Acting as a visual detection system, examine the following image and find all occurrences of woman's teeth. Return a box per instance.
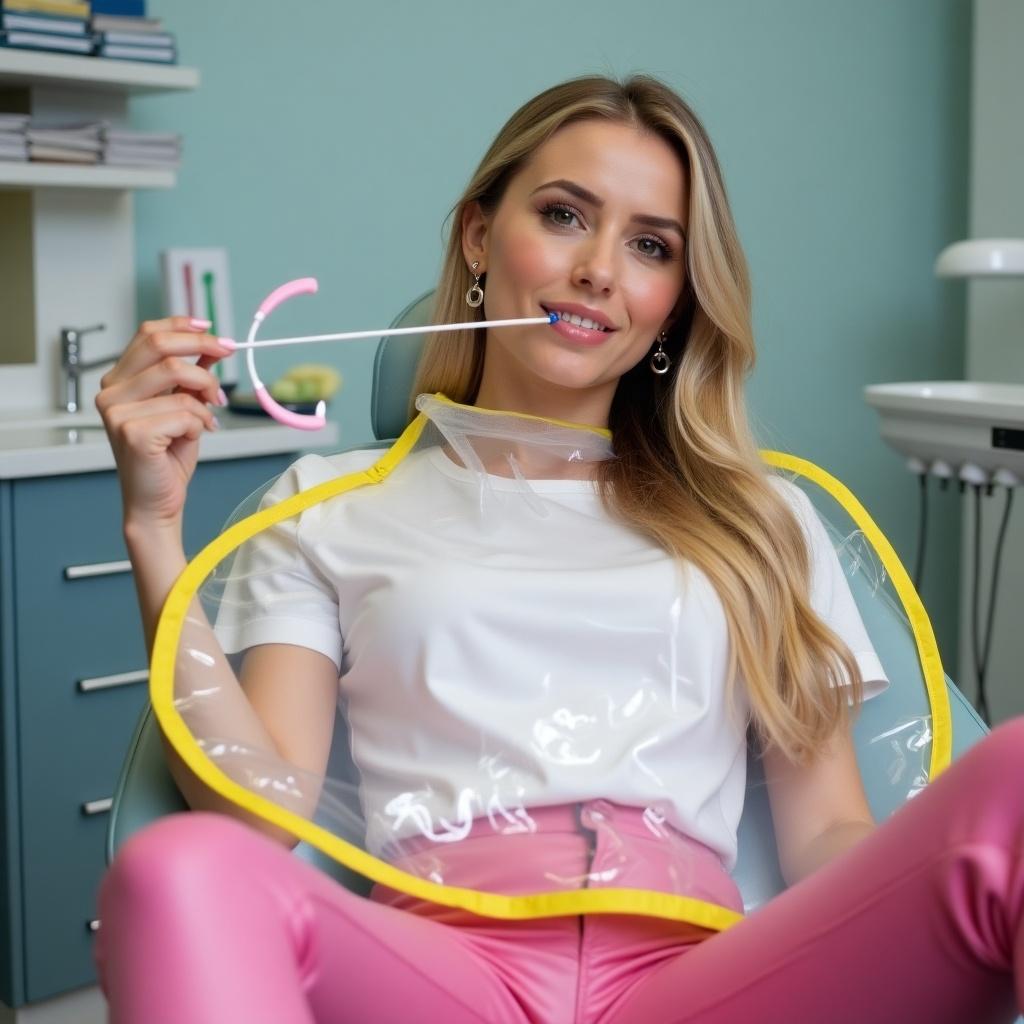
[550,310,608,332]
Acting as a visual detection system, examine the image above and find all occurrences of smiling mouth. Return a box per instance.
[541,305,616,333]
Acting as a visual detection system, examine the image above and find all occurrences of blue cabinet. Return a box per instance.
[0,454,292,1007]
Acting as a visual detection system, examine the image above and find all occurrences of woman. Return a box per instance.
[94,74,1024,1023]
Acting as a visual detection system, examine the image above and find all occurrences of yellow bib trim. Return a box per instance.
[761,451,951,781]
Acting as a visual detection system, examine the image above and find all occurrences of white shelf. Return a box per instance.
[0,159,176,189]
[0,160,175,189]
[0,47,199,94]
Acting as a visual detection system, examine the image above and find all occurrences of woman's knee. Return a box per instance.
[102,812,266,907]
[972,715,1024,770]
[946,715,1024,804]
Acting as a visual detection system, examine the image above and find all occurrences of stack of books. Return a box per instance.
[102,125,180,169]
[27,120,102,163]
[0,0,178,63]
[0,117,182,168]
[0,0,94,56]
[93,11,175,63]
[0,113,29,162]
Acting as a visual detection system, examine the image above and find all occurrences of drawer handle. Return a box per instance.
[88,919,101,933]
[64,559,132,580]
[78,668,148,693]
[81,797,113,816]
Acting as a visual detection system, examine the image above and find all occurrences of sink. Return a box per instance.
[0,410,104,431]
[864,381,1024,482]
[0,410,109,453]
[865,382,1024,422]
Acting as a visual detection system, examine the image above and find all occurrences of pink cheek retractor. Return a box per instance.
[230,277,560,432]
[247,277,327,431]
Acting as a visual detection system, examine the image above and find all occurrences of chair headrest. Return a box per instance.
[370,290,435,440]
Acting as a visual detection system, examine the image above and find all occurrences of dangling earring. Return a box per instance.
[466,261,484,308]
[649,331,671,375]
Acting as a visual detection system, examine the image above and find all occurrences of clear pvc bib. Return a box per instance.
[151,394,948,932]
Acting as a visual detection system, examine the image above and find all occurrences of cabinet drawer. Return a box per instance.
[21,794,119,1000]
[11,454,291,583]
[18,676,149,1000]
[16,569,148,700]
[12,471,126,574]
[21,670,150,821]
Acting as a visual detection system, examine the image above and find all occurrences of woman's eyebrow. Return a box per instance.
[530,178,686,237]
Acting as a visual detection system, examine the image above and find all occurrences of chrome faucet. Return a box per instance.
[60,324,116,413]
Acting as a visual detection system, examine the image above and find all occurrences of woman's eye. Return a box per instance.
[540,202,581,228]
[636,236,673,260]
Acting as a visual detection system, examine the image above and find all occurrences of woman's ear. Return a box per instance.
[460,200,489,270]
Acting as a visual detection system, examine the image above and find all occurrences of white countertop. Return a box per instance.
[0,409,340,479]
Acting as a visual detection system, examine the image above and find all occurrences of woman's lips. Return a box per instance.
[544,310,615,347]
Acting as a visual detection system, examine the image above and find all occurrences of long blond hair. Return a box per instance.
[411,73,863,766]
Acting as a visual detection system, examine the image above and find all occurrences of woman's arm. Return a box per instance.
[762,722,876,887]
[99,318,337,850]
[126,521,338,849]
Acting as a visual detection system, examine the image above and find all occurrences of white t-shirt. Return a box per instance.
[213,445,889,870]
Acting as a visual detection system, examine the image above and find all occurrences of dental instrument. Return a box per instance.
[228,277,558,432]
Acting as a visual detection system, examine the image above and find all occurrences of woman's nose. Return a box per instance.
[570,235,618,293]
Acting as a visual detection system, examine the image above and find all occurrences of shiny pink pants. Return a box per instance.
[95,717,1024,1023]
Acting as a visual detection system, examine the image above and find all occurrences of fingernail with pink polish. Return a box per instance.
[210,416,220,431]
[217,388,228,406]
[217,337,237,351]
[190,318,212,330]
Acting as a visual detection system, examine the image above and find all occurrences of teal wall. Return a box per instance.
[131,0,972,673]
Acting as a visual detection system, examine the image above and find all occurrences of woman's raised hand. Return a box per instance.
[96,317,235,533]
